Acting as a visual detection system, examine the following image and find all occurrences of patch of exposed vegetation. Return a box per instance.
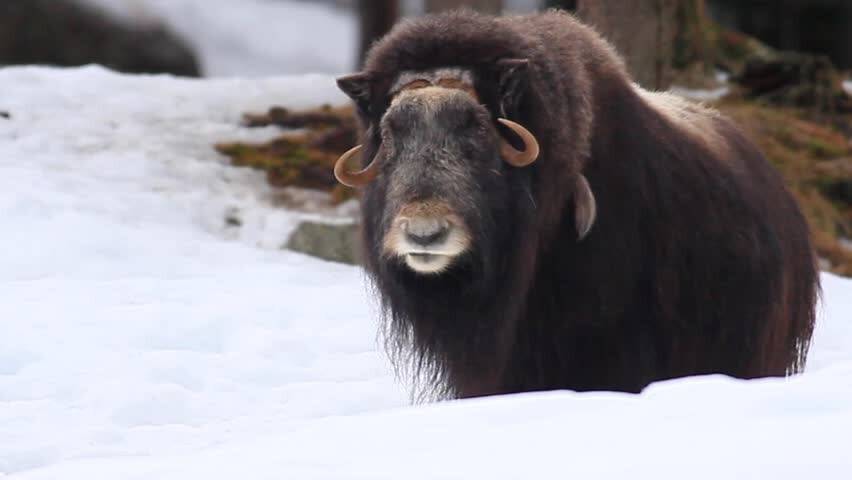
[215,105,358,205]
[717,100,852,275]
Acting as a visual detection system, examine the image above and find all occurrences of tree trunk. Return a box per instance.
[357,0,399,67]
[425,0,503,14]
[671,0,718,87]
[577,0,677,90]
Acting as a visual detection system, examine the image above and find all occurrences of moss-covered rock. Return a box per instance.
[677,13,852,114]
[713,26,776,77]
[734,52,852,113]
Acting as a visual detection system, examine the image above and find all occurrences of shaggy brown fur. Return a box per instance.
[340,10,819,399]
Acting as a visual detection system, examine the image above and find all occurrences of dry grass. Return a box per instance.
[718,100,852,274]
[215,105,357,205]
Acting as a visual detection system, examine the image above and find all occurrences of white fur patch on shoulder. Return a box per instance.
[633,85,730,157]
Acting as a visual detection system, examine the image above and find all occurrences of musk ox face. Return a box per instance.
[334,67,540,276]
[378,86,491,274]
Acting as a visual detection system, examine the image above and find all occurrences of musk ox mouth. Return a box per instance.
[404,252,455,274]
[393,226,470,274]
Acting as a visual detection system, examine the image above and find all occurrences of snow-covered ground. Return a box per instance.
[1,66,851,478]
[79,0,357,76]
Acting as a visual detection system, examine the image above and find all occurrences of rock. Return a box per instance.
[285,220,361,265]
[714,27,777,77]
[733,50,852,113]
[0,0,200,77]
[712,25,852,113]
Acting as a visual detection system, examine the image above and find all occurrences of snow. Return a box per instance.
[1,65,852,478]
[670,71,732,102]
[78,0,357,76]
[0,65,402,474]
[670,85,730,102]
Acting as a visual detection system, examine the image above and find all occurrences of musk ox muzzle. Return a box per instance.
[383,199,471,274]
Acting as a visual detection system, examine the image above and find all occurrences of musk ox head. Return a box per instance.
[334,66,540,276]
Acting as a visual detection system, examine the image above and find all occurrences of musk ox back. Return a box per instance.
[333,10,818,399]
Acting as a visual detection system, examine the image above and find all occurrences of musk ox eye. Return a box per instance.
[442,107,480,132]
[462,111,481,130]
[385,115,405,134]
[459,132,490,157]
[383,110,413,137]
[390,100,426,127]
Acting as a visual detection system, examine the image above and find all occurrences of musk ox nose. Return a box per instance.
[401,218,450,247]
[384,200,472,274]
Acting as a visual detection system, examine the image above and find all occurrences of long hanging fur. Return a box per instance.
[349,10,819,399]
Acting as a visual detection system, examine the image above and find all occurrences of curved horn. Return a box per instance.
[497,118,540,167]
[333,145,378,188]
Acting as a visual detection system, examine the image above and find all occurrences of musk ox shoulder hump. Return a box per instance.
[633,86,732,160]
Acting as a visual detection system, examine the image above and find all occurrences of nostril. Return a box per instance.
[402,218,450,247]
[406,228,449,246]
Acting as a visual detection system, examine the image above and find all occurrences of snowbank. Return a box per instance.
[1,66,851,479]
[0,65,403,474]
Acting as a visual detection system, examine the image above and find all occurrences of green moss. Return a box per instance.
[806,138,847,159]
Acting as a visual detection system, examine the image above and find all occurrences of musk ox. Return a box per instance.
[333,10,819,399]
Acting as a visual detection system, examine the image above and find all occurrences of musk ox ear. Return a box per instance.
[337,72,373,115]
[495,58,530,117]
[575,174,597,240]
